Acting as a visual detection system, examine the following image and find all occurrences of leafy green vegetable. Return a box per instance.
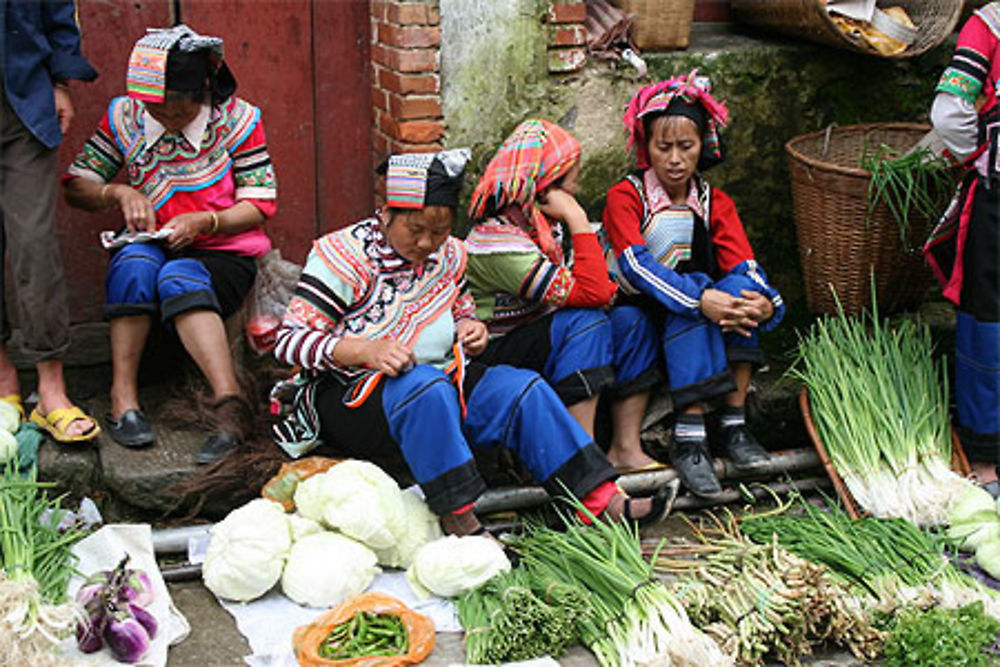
[883,602,1000,667]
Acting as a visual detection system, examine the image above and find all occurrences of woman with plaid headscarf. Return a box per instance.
[465,119,663,474]
[602,72,784,497]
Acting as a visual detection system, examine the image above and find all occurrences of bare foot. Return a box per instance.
[36,394,95,438]
[606,447,660,473]
[972,461,999,485]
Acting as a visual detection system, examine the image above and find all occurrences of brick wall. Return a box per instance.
[547,1,588,73]
[371,0,444,161]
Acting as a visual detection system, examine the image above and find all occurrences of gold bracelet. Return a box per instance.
[100,184,112,208]
[208,211,220,235]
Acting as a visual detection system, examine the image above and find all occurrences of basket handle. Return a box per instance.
[821,123,839,159]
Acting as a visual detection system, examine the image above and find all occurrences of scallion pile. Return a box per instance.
[0,459,87,665]
[741,500,1000,618]
[508,506,732,667]
[863,143,957,241]
[795,304,973,525]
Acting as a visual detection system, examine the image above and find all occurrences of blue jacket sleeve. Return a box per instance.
[41,0,97,82]
[716,259,785,333]
[618,244,712,317]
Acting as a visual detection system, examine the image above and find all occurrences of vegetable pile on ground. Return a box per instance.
[456,564,591,663]
[75,556,157,663]
[880,601,1000,667]
[203,459,443,607]
[655,512,882,666]
[796,304,973,525]
[0,460,88,666]
[741,498,1000,618]
[507,505,732,667]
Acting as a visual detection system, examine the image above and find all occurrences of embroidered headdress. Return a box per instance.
[126,24,236,104]
[381,148,471,210]
[623,70,729,170]
[469,119,581,262]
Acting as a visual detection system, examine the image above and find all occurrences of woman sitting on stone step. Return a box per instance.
[63,25,276,463]
[601,72,785,498]
[270,149,676,536]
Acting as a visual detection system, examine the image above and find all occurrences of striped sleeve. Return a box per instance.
[65,105,123,184]
[232,117,278,218]
[274,245,359,370]
[936,17,996,103]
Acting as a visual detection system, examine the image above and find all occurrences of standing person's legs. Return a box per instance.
[0,97,95,439]
[957,182,1000,488]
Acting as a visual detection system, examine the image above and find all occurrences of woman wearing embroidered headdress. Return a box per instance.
[270,149,676,536]
[602,72,784,497]
[464,119,664,474]
[63,26,277,463]
[928,3,1000,496]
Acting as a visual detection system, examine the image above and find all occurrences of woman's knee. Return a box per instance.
[157,259,221,321]
[105,244,165,307]
[383,365,456,415]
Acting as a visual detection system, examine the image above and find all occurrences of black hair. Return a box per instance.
[166,47,236,106]
[642,107,726,172]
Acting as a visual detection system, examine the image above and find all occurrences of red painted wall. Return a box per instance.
[55,0,373,323]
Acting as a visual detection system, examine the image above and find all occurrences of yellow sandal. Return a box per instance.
[29,406,101,443]
[0,394,25,421]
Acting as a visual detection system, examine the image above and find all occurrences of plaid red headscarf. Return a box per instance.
[623,70,729,169]
[469,119,581,263]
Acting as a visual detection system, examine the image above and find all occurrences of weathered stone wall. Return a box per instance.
[440,5,952,351]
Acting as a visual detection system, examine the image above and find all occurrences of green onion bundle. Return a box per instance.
[741,501,1000,618]
[0,460,88,665]
[657,514,883,665]
[456,565,590,663]
[796,305,973,525]
[863,143,957,242]
[509,511,731,667]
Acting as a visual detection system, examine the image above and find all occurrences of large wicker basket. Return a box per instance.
[731,0,962,58]
[616,0,696,50]
[786,123,937,316]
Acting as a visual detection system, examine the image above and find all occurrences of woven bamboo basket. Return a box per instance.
[786,123,938,317]
[800,388,971,519]
[617,0,696,50]
[731,0,962,58]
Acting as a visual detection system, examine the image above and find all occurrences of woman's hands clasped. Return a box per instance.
[699,288,774,337]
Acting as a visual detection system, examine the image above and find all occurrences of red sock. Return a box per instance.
[577,481,620,524]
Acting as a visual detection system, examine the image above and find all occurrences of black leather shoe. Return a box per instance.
[721,424,769,471]
[105,410,154,448]
[671,438,723,497]
[196,431,239,464]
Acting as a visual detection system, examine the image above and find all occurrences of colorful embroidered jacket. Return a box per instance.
[464,213,617,335]
[602,172,783,330]
[932,2,1000,175]
[275,218,477,374]
[66,95,276,256]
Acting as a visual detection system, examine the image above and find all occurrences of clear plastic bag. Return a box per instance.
[245,249,302,355]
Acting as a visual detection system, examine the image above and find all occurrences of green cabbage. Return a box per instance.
[406,535,510,598]
[203,499,291,602]
[976,537,1000,581]
[950,484,997,525]
[374,489,442,569]
[947,510,1000,553]
[281,532,379,607]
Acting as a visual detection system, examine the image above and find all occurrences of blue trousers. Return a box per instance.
[480,306,661,405]
[105,243,218,321]
[657,272,765,409]
[315,363,616,514]
[956,311,1000,461]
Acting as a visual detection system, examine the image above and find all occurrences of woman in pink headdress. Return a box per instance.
[602,72,784,497]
